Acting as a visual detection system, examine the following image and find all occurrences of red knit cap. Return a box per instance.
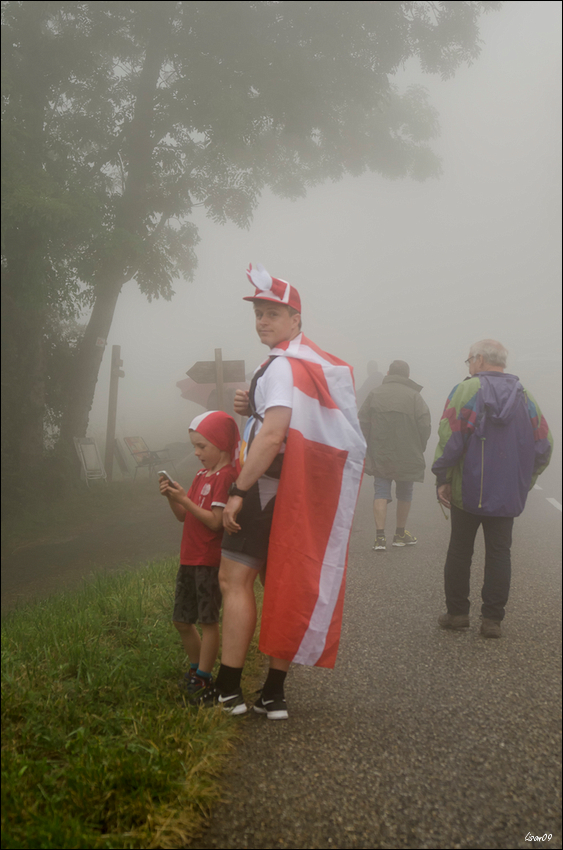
[188,411,240,462]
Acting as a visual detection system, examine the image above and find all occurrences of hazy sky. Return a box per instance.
[88,0,562,470]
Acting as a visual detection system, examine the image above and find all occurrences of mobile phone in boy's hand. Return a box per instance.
[157,470,175,484]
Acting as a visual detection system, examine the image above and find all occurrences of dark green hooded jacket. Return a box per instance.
[358,375,431,482]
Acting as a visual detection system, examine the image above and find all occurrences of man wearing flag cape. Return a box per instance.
[202,264,366,719]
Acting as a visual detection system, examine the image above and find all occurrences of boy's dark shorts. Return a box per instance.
[173,565,222,625]
[221,481,276,565]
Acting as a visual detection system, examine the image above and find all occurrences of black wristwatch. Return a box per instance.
[228,483,248,499]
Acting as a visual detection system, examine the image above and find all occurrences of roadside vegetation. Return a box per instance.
[1,445,198,558]
[1,557,264,849]
[1,477,154,556]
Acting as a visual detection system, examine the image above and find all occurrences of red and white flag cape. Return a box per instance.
[259,334,366,668]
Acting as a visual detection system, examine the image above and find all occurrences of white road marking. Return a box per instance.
[546,498,562,512]
[534,484,543,490]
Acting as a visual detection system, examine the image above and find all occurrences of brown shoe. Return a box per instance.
[438,613,470,630]
[480,618,502,638]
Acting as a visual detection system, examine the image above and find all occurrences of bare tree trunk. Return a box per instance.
[1,7,52,498]
[1,282,47,491]
[58,4,173,457]
[58,276,125,445]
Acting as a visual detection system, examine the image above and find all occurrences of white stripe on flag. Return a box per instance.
[290,390,364,665]
[275,339,361,430]
[293,451,362,665]
[291,388,366,453]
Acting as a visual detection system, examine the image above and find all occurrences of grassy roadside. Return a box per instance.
[1,557,264,849]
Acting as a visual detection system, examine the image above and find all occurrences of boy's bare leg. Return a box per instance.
[218,556,259,668]
[373,498,388,532]
[199,622,220,674]
[173,621,201,665]
[396,500,411,529]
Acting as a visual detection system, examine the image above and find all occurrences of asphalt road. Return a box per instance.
[189,476,562,850]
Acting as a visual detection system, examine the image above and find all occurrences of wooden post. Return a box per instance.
[104,345,124,482]
[214,348,225,412]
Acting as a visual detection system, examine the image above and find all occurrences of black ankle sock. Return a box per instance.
[262,668,287,698]
[376,530,385,537]
[216,664,243,694]
[396,527,405,536]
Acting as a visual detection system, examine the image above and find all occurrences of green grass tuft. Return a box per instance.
[1,558,264,849]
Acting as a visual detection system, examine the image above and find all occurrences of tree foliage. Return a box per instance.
[1,1,501,495]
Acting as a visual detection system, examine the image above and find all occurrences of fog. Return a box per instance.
[88,1,562,489]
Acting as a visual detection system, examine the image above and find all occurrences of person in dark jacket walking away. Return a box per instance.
[433,339,553,638]
[359,360,431,550]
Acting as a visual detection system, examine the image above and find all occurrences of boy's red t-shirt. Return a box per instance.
[180,465,237,566]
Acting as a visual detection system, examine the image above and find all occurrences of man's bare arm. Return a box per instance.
[223,406,291,533]
[237,406,291,489]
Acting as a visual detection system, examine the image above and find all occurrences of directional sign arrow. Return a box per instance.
[187,360,245,384]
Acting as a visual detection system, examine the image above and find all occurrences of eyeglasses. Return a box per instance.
[464,355,477,367]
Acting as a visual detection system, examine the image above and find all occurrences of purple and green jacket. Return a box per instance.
[432,372,553,517]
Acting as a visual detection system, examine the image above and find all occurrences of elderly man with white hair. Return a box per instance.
[432,339,553,638]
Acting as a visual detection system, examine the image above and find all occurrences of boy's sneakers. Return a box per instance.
[372,535,386,551]
[253,691,289,721]
[196,684,248,716]
[392,530,417,546]
[179,670,197,691]
[186,673,214,696]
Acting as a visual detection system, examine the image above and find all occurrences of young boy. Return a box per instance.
[160,410,239,696]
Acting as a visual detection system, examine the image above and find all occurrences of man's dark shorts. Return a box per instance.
[221,479,277,570]
[173,565,222,625]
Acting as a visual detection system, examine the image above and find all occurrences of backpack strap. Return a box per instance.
[246,356,286,479]
[247,356,277,423]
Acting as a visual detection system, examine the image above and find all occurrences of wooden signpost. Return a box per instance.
[186,349,245,412]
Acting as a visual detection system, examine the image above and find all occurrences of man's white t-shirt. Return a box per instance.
[253,356,294,419]
[241,357,293,503]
